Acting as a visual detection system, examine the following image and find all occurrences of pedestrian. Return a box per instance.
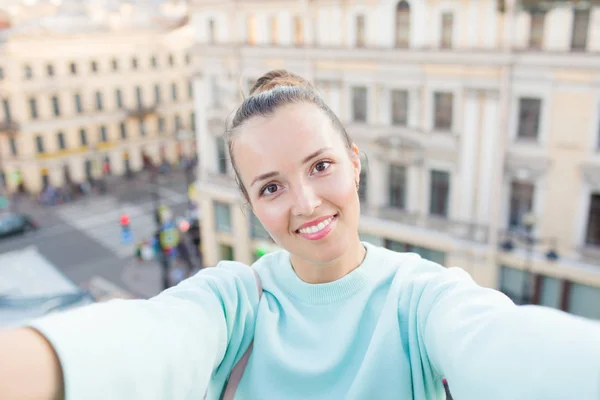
[1,70,600,400]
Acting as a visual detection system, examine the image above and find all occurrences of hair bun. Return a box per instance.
[249,69,315,96]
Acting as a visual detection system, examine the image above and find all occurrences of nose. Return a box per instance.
[291,181,321,217]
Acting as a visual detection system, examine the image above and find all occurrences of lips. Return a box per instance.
[294,214,338,241]
[297,215,336,234]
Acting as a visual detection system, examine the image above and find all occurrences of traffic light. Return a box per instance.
[120,214,130,228]
[120,214,133,245]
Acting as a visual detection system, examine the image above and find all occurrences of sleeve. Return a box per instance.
[26,261,260,400]
[419,265,600,400]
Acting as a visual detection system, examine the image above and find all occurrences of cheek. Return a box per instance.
[322,168,358,205]
[255,203,288,236]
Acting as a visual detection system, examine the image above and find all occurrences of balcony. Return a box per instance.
[126,105,158,120]
[362,206,489,244]
[0,120,19,135]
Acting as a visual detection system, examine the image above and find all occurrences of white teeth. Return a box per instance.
[298,216,334,235]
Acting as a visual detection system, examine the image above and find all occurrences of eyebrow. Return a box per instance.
[249,147,332,188]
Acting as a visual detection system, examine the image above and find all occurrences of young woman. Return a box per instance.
[1,70,600,400]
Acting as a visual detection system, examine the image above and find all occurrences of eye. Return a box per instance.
[260,183,279,196]
[312,160,331,174]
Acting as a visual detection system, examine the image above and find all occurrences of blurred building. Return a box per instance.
[0,0,196,194]
[190,0,600,319]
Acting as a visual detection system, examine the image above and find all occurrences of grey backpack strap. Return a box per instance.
[221,269,262,400]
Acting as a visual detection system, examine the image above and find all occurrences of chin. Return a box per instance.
[296,234,350,266]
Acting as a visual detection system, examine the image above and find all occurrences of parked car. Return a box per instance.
[0,214,38,239]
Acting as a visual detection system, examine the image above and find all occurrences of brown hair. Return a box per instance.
[227,69,353,202]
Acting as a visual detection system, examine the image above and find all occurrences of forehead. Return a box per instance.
[232,103,345,177]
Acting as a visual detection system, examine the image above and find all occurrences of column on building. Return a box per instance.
[232,203,253,265]
[200,196,218,267]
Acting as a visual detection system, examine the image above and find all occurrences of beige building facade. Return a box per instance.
[0,10,196,194]
[190,0,600,319]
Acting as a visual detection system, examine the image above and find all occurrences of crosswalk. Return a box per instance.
[55,191,186,259]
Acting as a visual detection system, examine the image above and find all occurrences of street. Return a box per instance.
[0,173,192,299]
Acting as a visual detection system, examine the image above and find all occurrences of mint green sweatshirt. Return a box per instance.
[30,243,600,399]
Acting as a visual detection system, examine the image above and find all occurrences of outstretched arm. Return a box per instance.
[421,267,600,400]
[0,261,260,400]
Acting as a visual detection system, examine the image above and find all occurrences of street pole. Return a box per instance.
[150,165,170,290]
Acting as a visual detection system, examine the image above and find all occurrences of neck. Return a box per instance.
[290,237,366,284]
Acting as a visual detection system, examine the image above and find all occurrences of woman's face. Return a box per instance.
[232,102,362,266]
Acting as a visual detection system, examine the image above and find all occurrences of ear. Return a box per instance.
[350,143,361,184]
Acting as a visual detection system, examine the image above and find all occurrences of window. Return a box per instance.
[216,136,228,174]
[46,64,54,77]
[100,125,108,142]
[90,60,98,73]
[247,14,257,45]
[69,62,77,75]
[29,98,38,120]
[175,114,182,132]
[171,82,178,101]
[214,201,232,233]
[135,86,143,108]
[352,86,368,122]
[270,15,278,45]
[139,120,146,137]
[389,165,407,209]
[151,56,158,69]
[131,57,138,70]
[219,244,234,261]
[185,53,191,65]
[250,213,270,240]
[9,137,17,156]
[571,9,590,51]
[585,193,600,247]
[74,93,83,114]
[24,65,33,80]
[355,15,366,47]
[294,16,304,46]
[391,89,408,126]
[499,265,531,305]
[35,135,44,153]
[111,58,119,71]
[0,67,4,80]
[187,80,193,100]
[158,117,165,136]
[538,275,561,310]
[429,170,450,217]
[385,239,446,266]
[57,132,66,150]
[95,91,103,111]
[208,19,216,44]
[434,92,453,130]
[79,128,88,146]
[168,54,175,67]
[154,84,161,104]
[190,111,196,132]
[119,122,127,140]
[2,98,11,122]
[508,180,534,230]
[440,12,453,49]
[568,283,600,320]
[517,97,541,140]
[51,95,61,117]
[529,11,545,49]
[115,89,123,109]
[395,1,410,47]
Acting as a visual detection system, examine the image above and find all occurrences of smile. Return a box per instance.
[296,214,338,240]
